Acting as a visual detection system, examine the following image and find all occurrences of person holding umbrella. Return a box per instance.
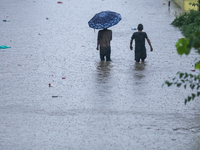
[88,11,121,61]
[130,24,153,63]
[96,28,112,61]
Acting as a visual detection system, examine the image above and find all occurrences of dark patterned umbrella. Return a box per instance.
[88,11,122,29]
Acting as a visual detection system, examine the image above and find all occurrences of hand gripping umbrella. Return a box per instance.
[88,11,122,29]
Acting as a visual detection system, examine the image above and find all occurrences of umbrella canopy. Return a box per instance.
[88,11,122,29]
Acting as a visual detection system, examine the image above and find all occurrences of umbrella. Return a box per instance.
[88,11,121,29]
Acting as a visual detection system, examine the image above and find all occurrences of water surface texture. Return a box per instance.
[0,0,200,149]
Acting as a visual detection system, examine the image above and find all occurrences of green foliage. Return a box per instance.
[175,38,190,55]
[171,13,187,27]
[163,72,200,104]
[171,9,200,38]
[175,30,200,65]
[181,23,199,38]
[195,62,200,70]
[168,33,200,104]
[165,6,200,104]
[189,2,200,7]
[192,30,200,53]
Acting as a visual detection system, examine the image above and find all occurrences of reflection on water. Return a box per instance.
[133,63,147,87]
[96,61,113,83]
[94,61,113,99]
[134,62,146,71]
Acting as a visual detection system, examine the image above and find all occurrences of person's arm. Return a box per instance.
[96,41,100,50]
[130,39,133,50]
[147,38,153,51]
[110,30,112,41]
[97,31,100,50]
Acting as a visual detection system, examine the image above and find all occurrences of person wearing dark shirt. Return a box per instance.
[96,28,112,61]
[130,24,153,63]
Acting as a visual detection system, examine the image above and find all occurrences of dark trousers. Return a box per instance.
[100,46,111,61]
[135,49,146,62]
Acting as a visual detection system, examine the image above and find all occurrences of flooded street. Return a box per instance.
[1,0,200,149]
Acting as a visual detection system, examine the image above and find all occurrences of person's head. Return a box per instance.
[137,24,143,31]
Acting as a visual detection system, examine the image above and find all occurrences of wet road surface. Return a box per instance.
[0,0,200,149]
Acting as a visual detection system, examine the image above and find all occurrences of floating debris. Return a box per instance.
[52,96,63,98]
[49,83,54,87]
[131,28,137,30]
[0,45,11,49]
[52,96,58,98]
[3,20,10,22]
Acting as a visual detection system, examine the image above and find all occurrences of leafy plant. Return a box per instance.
[164,72,200,104]
[189,2,200,7]
[165,4,200,104]
[171,9,200,38]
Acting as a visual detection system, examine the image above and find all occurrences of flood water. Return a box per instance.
[0,0,200,149]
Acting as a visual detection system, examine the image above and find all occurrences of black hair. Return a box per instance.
[137,24,143,30]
